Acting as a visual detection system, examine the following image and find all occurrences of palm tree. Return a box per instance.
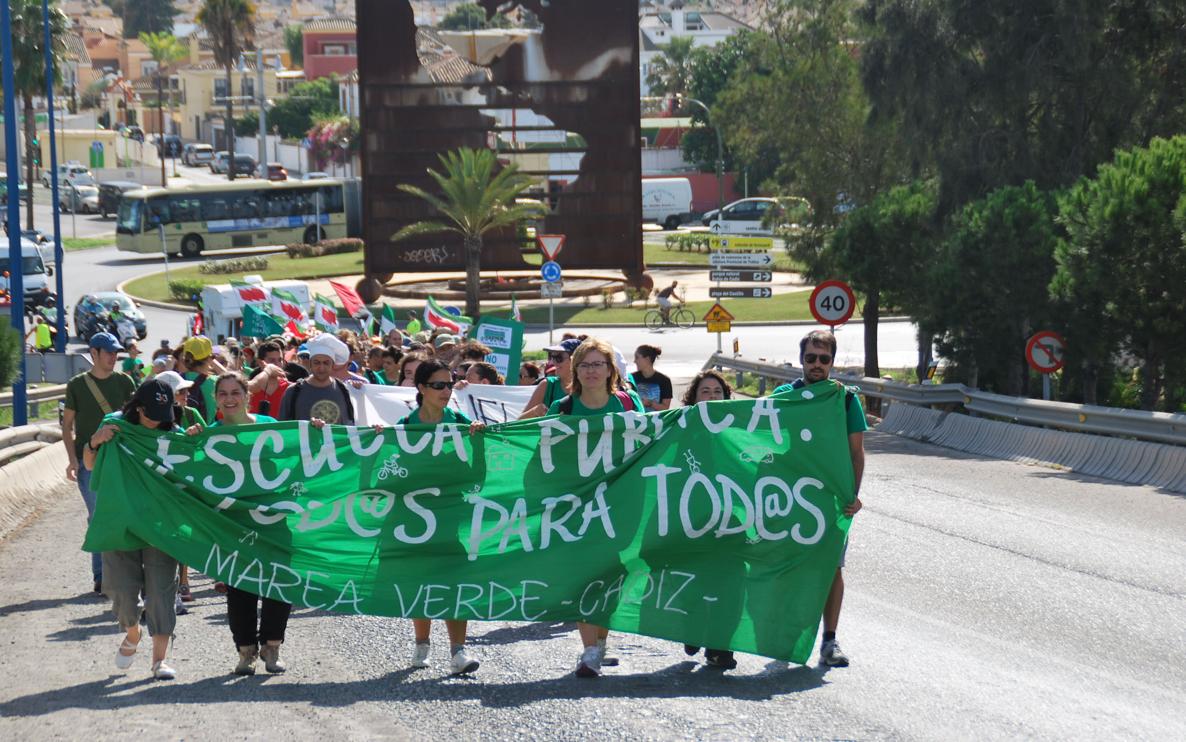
[9,0,69,229]
[392,148,546,319]
[140,32,186,184]
[645,36,696,99]
[197,0,255,181]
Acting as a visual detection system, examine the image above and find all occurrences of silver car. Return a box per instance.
[60,184,100,213]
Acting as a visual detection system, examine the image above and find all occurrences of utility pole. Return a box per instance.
[257,47,267,171]
[2,0,29,424]
[44,0,66,350]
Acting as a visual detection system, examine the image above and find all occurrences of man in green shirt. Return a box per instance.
[62,332,137,593]
[120,341,145,383]
[771,329,866,669]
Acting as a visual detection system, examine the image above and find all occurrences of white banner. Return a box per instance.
[350,384,537,426]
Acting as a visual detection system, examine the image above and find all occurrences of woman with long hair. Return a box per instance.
[547,338,644,678]
[84,378,182,680]
[519,337,580,418]
[398,359,486,674]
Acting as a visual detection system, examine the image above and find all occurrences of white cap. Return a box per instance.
[155,370,194,393]
[305,333,351,365]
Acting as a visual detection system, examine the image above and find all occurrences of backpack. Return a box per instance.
[187,373,209,420]
[557,390,637,415]
[285,377,356,423]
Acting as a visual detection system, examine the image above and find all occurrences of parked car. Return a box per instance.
[0,178,30,204]
[157,135,183,157]
[182,143,215,166]
[98,180,143,218]
[209,151,231,173]
[230,154,257,177]
[256,162,288,181]
[73,291,147,342]
[41,162,89,187]
[60,184,100,213]
[63,171,97,188]
[301,171,331,180]
[702,197,785,236]
[123,125,145,142]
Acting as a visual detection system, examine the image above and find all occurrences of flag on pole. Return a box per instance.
[312,294,340,332]
[510,293,521,323]
[271,287,308,323]
[241,302,285,338]
[424,296,472,335]
[380,304,399,335]
[329,279,366,318]
[230,279,270,305]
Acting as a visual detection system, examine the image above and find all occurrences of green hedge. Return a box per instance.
[664,233,712,253]
[168,279,207,303]
[0,324,21,389]
[198,256,270,274]
[286,238,364,259]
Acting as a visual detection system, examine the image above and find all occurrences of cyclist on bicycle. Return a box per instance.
[657,281,680,324]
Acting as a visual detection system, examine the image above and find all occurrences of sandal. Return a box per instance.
[213,581,228,594]
[115,633,141,670]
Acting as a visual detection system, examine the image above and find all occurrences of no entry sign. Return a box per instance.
[1026,331,1067,374]
[809,280,856,326]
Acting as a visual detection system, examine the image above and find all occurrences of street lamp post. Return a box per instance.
[43,0,66,350]
[679,95,724,219]
[2,0,28,424]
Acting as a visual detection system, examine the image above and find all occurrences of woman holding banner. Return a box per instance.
[186,372,290,676]
[518,338,579,418]
[84,379,182,681]
[397,359,486,675]
[547,338,644,678]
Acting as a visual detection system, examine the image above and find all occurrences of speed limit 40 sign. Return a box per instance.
[809,280,856,326]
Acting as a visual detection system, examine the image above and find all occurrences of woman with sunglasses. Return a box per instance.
[398,358,486,674]
[84,378,182,680]
[518,338,580,418]
[547,338,644,678]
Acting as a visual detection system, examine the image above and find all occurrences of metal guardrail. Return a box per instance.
[704,353,1186,446]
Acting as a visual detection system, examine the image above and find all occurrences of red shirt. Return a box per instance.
[250,376,289,416]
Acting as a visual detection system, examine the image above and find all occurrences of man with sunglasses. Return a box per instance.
[771,329,866,668]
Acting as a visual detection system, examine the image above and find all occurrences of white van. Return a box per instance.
[0,239,53,302]
[642,177,693,230]
[201,278,311,340]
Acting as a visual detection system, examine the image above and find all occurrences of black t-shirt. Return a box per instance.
[658,285,677,299]
[630,369,673,408]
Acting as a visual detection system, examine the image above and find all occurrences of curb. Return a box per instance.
[116,271,193,311]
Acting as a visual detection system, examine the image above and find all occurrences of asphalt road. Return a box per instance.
[1,431,1181,739]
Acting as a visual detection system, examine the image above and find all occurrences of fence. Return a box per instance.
[703,353,1186,493]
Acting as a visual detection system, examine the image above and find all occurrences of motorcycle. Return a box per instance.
[77,307,116,342]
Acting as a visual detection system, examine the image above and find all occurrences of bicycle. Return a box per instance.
[644,304,695,330]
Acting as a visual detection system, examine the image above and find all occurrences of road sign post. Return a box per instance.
[709,287,773,299]
[702,302,735,352]
[809,280,856,327]
[537,237,565,343]
[1026,330,1067,400]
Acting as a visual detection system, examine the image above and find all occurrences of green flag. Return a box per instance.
[241,302,285,338]
[84,385,855,662]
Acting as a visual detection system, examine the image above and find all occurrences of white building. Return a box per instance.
[639,5,750,96]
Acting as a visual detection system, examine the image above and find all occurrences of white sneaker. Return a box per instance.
[151,660,177,680]
[410,642,431,669]
[449,646,479,675]
[575,646,602,678]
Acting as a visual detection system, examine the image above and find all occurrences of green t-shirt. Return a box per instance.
[208,413,277,428]
[398,407,471,426]
[179,405,207,429]
[121,357,145,381]
[771,379,868,435]
[64,371,137,459]
[547,389,645,417]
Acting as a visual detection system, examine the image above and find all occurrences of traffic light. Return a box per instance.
[31,135,40,166]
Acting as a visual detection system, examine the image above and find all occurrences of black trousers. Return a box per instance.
[226,586,292,648]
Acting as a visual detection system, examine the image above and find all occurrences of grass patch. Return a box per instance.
[642,238,803,272]
[63,235,116,251]
[123,251,365,305]
[482,289,842,325]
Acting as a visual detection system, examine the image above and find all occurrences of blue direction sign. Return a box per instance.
[541,260,562,283]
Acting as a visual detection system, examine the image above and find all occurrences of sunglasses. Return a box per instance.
[422,381,452,390]
[804,353,832,365]
[547,353,568,363]
[577,361,609,371]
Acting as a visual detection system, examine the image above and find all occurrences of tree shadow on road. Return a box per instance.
[0,660,826,717]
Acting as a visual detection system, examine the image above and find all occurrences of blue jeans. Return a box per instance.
[77,466,102,583]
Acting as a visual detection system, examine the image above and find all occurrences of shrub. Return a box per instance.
[198,256,270,274]
[168,279,207,303]
[0,324,21,389]
[286,238,364,259]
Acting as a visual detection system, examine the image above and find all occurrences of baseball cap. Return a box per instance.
[182,336,213,361]
[154,370,194,394]
[88,332,123,353]
[434,333,459,349]
[151,356,170,369]
[543,338,582,355]
[132,378,175,424]
[297,343,310,358]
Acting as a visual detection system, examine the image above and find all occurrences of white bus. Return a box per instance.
[116,180,347,257]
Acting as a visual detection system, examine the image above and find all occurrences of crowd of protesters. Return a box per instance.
[65,319,863,681]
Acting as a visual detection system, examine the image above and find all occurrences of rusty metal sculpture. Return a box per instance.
[356,0,643,294]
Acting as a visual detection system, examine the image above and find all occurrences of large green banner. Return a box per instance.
[85,383,855,662]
